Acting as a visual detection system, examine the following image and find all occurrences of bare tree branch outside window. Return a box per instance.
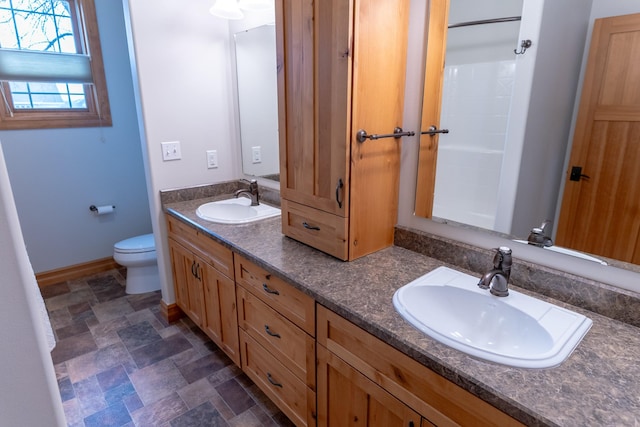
[0,0,86,109]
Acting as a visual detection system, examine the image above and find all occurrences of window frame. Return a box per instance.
[0,0,111,129]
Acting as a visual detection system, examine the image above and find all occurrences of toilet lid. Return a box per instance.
[114,233,155,254]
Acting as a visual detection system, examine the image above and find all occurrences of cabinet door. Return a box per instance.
[317,345,421,427]
[168,238,193,318]
[202,262,240,366]
[168,238,188,311]
[187,256,206,328]
[276,0,351,216]
[168,239,205,327]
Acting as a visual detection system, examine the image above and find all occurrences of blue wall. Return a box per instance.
[0,0,151,273]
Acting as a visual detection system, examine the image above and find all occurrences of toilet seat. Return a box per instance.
[114,233,155,254]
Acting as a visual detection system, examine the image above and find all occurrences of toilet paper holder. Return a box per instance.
[89,205,116,213]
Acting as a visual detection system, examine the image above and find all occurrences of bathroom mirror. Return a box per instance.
[234,24,280,182]
[414,0,640,270]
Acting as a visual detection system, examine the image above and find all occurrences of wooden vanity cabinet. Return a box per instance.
[317,345,425,427]
[166,215,240,366]
[276,0,410,261]
[165,212,523,425]
[235,254,316,427]
[317,305,524,427]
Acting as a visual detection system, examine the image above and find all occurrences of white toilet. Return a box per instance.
[113,233,161,294]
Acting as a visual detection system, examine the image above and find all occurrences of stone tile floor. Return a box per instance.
[43,268,295,427]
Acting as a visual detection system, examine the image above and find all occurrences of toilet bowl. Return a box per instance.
[113,233,160,294]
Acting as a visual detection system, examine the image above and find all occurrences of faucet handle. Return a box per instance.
[528,221,553,247]
[497,246,512,270]
[539,220,552,232]
[241,178,259,192]
[492,246,512,267]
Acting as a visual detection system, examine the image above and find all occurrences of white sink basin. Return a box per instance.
[196,198,280,224]
[393,266,592,368]
[513,240,607,265]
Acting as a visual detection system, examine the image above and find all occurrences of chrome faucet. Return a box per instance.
[234,179,260,206]
[527,220,553,247]
[477,247,512,297]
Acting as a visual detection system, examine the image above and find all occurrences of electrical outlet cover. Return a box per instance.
[207,150,218,169]
[252,146,261,164]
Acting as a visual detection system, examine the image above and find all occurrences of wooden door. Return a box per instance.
[414,0,450,218]
[202,263,240,366]
[317,345,421,427]
[276,0,351,216]
[557,13,640,264]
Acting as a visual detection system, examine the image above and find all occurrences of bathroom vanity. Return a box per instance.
[162,189,640,427]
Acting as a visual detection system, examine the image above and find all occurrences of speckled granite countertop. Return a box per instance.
[164,195,640,427]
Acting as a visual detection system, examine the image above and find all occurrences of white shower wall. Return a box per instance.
[433,60,516,229]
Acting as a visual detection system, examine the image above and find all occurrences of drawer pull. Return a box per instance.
[302,222,320,231]
[262,283,280,295]
[267,372,283,388]
[191,260,197,277]
[264,325,281,338]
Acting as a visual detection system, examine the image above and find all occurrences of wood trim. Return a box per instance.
[415,0,450,218]
[160,300,183,324]
[36,256,119,288]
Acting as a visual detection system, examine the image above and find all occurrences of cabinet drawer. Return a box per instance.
[281,199,348,261]
[234,254,315,336]
[317,305,524,427]
[166,214,234,279]
[237,285,315,388]
[240,330,316,427]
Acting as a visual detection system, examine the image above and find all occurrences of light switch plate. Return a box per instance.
[161,141,181,161]
[206,150,218,169]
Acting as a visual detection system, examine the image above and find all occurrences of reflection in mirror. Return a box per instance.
[412,0,640,269]
[234,25,280,182]
[433,1,523,231]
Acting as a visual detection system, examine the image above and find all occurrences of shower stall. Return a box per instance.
[432,1,523,230]
[431,0,591,237]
